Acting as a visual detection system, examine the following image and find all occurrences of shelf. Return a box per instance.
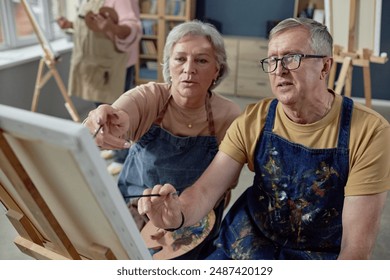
[135,0,196,85]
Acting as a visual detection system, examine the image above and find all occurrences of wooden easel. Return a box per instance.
[0,130,115,260]
[327,0,387,108]
[21,0,80,122]
[0,104,152,260]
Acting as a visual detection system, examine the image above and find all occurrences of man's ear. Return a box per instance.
[321,57,333,80]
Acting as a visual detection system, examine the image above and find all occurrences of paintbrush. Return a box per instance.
[124,191,180,199]
[92,125,103,138]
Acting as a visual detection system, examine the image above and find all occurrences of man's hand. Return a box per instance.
[138,184,183,230]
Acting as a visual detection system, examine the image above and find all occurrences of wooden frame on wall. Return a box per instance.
[0,104,151,260]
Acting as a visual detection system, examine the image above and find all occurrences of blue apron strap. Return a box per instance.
[264,99,278,132]
[337,96,353,149]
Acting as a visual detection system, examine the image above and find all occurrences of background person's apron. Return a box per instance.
[68,0,127,104]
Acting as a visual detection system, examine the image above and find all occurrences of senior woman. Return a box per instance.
[84,20,241,259]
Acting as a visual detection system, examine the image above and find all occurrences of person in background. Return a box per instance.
[83,20,241,259]
[57,0,142,175]
[138,17,390,260]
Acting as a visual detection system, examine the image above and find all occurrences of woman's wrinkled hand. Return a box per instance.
[83,104,131,150]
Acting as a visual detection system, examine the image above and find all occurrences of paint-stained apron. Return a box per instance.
[118,93,224,259]
[207,97,353,260]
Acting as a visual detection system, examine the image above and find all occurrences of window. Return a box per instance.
[0,0,79,51]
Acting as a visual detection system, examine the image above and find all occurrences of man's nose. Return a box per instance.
[274,60,288,75]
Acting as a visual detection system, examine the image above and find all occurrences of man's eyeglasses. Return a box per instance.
[260,54,326,73]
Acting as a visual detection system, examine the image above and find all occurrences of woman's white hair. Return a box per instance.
[162,20,228,90]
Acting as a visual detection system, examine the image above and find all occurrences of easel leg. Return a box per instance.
[362,67,372,108]
[30,58,81,122]
[31,58,45,112]
[328,60,337,90]
[345,63,353,97]
[89,243,117,260]
[49,64,81,122]
[14,236,70,260]
[6,209,44,246]
[362,49,372,108]
[335,57,352,95]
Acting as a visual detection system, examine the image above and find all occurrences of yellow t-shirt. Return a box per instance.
[220,93,390,196]
[113,82,242,144]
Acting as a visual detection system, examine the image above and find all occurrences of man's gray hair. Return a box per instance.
[269,17,333,56]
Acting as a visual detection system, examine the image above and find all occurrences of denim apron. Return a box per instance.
[207,97,353,260]
[118,93,224,259]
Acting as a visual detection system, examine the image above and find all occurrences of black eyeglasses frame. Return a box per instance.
[260,54,327,73]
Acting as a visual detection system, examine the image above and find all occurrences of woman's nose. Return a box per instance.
[183,60,196,74]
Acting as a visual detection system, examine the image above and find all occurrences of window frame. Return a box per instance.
[0,0,65,51]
